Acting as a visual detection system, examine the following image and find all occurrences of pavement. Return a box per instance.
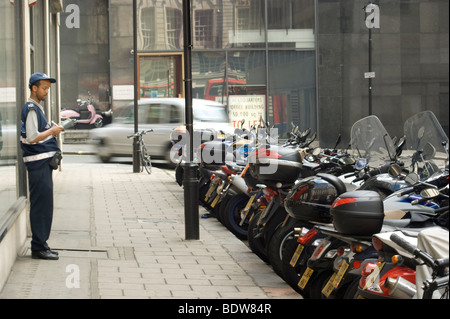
[0,143,300,300]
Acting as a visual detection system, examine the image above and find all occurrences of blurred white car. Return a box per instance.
[89,98,234,164]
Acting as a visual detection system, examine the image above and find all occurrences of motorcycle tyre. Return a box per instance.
[308,270,335,299]
[94,118,103,128]
[281,235,317,298]
[221,193,251,239]
[218,191,237,226]
[342,277,361,299]
[266,219,306,280]
[198,182,210,207]
[248,206,285,261]
[247,210,269,263]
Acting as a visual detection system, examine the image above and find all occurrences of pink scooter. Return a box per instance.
[61,91,110,128]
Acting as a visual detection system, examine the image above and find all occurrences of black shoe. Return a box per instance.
[49,249,59,255]
[31,250,59,260]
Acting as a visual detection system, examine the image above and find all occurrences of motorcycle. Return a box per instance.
[280,112,448,296]
[298,182,447,299]
[298,161,448,299]
[279,115,394,294]
[60,91,111,129]
[192,120,266,229]
[357,169,449,299]
[199,121,311,240]
[359,226,449,299]
[247,132,362,274]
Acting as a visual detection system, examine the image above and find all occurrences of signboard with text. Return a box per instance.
[228,95,266,129]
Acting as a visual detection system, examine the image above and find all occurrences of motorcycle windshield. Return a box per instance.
[403,111,449,171]
[350,115,396,168]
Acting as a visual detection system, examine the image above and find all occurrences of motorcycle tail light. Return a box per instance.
[337,246,345,257]
[297,228,318,245]
[361,262,377,277]
[352,260,361,269]
[372,236,384,251]
[311,239,331,259]
[251,147,282,159]
[331,197,356,209]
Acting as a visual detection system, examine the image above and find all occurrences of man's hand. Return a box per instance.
[51,122,65,135]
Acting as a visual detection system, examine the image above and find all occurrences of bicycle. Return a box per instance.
[127,129,153,174]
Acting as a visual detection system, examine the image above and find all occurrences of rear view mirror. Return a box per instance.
[388,164,403,177]
[420,187,440,199]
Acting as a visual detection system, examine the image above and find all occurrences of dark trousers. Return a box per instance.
[28,163,54,251]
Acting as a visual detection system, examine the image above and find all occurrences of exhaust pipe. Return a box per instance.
[385,277,416,299]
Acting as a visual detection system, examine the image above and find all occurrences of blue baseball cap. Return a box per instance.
[29,72,56,89]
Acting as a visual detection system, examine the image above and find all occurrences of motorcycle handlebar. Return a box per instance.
[390,233,437,269]
[396,186,415,197]
[390,233,417,255]
[352,168,382,183]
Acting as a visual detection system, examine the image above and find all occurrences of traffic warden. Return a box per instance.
[20,72,64,260]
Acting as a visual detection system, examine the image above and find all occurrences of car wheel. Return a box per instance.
[97,138,112,163]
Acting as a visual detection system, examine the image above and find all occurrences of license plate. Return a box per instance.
[244,193,258,211]
[289,244,305,267]
[298,267,314,289]
[322,273,338,297]
[210,194,220,208]
[204,182,218,201]
[210,183,225,208]
[332,260,349,289]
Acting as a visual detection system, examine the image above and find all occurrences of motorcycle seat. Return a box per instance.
[383,219,411,228]
[316,173,347,195]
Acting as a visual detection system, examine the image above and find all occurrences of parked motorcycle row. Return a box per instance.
[173,111,449,299]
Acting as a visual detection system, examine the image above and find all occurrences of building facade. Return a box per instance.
[60,0,449,146]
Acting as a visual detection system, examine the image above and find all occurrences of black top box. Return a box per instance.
[331,190,384,236]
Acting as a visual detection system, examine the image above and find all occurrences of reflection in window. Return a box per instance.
[191,52,226,100]
[141,8,155,50]
[236,8,250,31]
[267,0,314,29]
[0,2,17,218]
[166,7,182,49]
[230,0,265,48]
[268,51,316,137]
[195,9,214,48]
[139,56,178,98]
[236,0,264,31]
